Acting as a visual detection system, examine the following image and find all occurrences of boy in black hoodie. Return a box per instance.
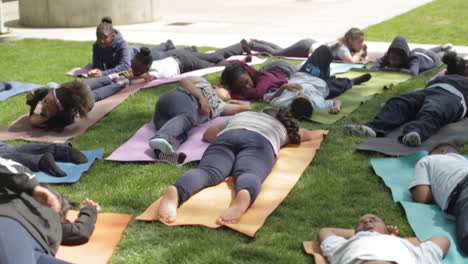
[371,35,451,76]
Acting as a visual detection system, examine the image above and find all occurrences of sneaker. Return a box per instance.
[441,43,453,52]
[402,131,421,147]
[166,39,175,50]
[351,73,372,85]
[240,39,252,55]
[343,125,376,137]
[39,152,67,177]
[155,150,187,165]
[149,138,174,153]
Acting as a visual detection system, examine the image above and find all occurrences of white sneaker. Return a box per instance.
[149,138,174,153]
[402,132,421,147]
[343,125,376,137]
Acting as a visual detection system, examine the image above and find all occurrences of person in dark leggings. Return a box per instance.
[243,38,316,58]
[27,76,127,131]
[0,82,11,91]
[220,60,298,100]
[344,51,468,146]
[149,76,251,164]
[156,109,313,225]
[0,142,87,177]
[409,142,468,254]
[0,158,100,264]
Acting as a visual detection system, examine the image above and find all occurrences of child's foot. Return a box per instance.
[166,39,175,50]
[216,189,250,225]
[149,138,174,153]
[157,186,179,223]
[343,125,376,137]
[68,147,88,164]
[351,73,372,85]
[402,131,421,147]
[243,55,252,63]
[0,82,11,91]
[39,153,66,177]
[240,39,252,55]
[441,43,453,52]
[154,150,187,165]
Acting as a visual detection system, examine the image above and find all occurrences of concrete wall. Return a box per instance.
[19,0,159,27]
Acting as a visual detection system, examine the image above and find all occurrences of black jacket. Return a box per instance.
[427,74,468,118]
[0,158,97,256]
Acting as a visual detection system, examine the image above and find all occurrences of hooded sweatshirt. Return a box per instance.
[92,30,133,75]
[371,35,442,76]
[427,74,468,118]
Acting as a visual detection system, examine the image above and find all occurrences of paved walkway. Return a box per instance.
[1,0,467,56]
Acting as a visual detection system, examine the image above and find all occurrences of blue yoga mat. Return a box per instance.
[0,81,43,102]
[371,152,468,263]
[36,148,104,184]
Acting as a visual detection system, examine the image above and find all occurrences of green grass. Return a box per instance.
[364,0,468,45]
[1,40,466,263]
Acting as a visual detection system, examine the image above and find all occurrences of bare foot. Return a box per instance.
[157,186,179,223]
[216,189,251,225]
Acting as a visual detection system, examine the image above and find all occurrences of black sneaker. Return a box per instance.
[240,39,252,55]
[154,150,187,165]
[39,152,67,177]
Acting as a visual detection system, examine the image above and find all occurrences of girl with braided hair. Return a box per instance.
[156,108,313,225]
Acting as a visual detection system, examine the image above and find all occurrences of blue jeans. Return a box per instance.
[0,142,73,172]
[152,88,208,150]
[174,129,275,205]
[0,217,70,264]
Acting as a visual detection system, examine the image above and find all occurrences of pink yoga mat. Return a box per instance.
[66,64,93,77]
[105,116,231,165]
[428,69,446,82]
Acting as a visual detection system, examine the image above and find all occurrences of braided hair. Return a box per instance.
[263,108,301,144]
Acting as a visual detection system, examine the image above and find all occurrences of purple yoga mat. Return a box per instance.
[105,116,231,165]
[66,64,93,77]
[428,69,446,82]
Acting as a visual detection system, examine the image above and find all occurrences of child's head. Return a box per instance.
[263,108,301,144]
[290,97,313,120]
[429,142,462,155]
[131,47,153,77]
[387,48,407,68]
[442,51,468,76]
[342,28,365,52]
[220,63,254,94]
[96,17,115,48]
[355,214,389,234]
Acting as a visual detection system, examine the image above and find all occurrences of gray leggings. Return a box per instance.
[174,129,275,206]
[249,39,316,57]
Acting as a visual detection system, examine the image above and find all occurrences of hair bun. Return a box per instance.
[101,16,112,24]
[140,47,151,55]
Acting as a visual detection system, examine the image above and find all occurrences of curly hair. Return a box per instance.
[443,51,467,75]
[263,108,301,144]
[220,63,247,94]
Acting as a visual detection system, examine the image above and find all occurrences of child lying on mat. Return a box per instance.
[0,158,100,264]
[220,59,298,100]
[0,142,87,177]
[156,109,313,224]
[27,75,128,131]
[244,27,370,63]
[344,51,468,147]
[370,35,452,76]
[148,76,251,164]
[318,214,450,263]
[267,45,371,119]
[409,142,468,254]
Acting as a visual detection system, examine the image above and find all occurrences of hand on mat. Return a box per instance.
[329,100,342,114]
[199,98,211,117]
[140,73,156,82]
[88,69,103,78]
[83,198,101,212]
[33,185,61,213]
[387,225,400,236]
[120,69,134,79]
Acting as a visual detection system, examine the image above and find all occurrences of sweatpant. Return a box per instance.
[174,129,275,205]
[413,46,444,72]
[249,39,316,58]
[260,60,298,79]
[152,88,208,150]
[298,45,353,99]
[0,142,74,172]
[192,43,244,63]
[0,217,70,264]
[366,88,464,142]
[149,42,174,60]
[83,76,125,107]
[447,175,468,254]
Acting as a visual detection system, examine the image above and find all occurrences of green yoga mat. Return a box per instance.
[371,152,467,263]
[311,70,411,124]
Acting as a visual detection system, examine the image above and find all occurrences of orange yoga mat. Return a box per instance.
[137,129,328,237]
[303,238,421,264]
[55,210,132,264]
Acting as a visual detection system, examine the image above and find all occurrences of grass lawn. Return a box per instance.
[1,2,467,262]
[364,0,468,45]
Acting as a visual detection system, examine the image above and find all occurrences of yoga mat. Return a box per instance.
[303,238,421,264]
[330,63,365,76]
[36,148,104,184]
[429,69,447,82]
[66,64,92,77]
[310,70,411,124]
[356,118,468,156]
[56,210,132,264]
[0,84,141,143]
[136,129,328,237]
[0,81,43,102]
[105,116,232,165]
[371,153,468,263]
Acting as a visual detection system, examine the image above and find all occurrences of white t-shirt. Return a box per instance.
[148,57,181,79]
[321,232,443,264]
[312,42,351,60]
[409,153,468,210]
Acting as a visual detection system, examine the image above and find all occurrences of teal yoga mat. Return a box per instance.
[371,152,467,263]
[36,148,104,184]
[0,81,42,102]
